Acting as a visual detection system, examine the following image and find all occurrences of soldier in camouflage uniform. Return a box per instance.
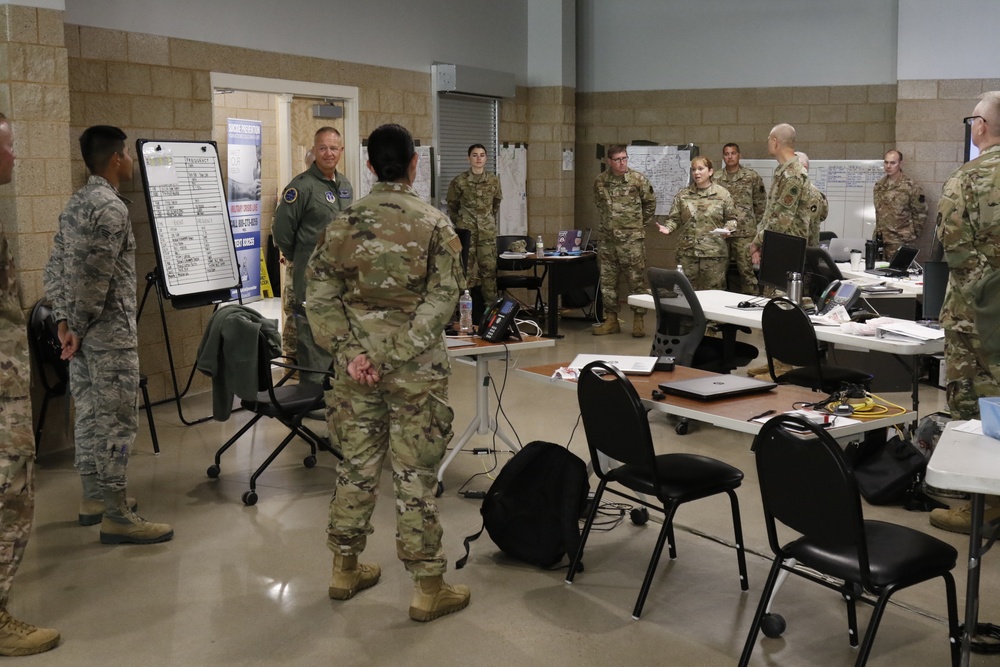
[273,127,353,386]
[795,152,830,248]
[750,125,812,265]
[714,143,766,294]
[43,126,172,545]
[874,149,927,258]
[593,144,657,337]
[306,124,469,622]
[0,113,60,655]
[658,156,738,290]
[930,92,1000,534]
[446,144,502,303]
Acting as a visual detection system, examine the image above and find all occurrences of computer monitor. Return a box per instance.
[758,230,807,294]
[921,261,949,321]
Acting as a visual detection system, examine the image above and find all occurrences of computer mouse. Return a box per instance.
[738,301,754,308]
[850,310,878,323]
[559,250,568,256]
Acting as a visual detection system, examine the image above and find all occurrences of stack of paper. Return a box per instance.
[875,321,945,342]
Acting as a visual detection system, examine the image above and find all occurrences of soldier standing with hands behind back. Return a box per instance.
[593,144,656,337]
[447,144,502,304]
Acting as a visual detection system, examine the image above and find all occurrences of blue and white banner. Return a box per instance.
[227,118,262,301]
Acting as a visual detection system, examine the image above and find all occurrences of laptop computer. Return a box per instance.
[553,230,584,255]
[569,353,657,375]
[826,237,867,262]
[658,375,777,401]
[865,245,918,278]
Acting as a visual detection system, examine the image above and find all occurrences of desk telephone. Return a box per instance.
[478,297,522,342]
[817,280,860,316]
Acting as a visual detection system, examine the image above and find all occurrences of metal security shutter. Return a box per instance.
[437,94,498,207]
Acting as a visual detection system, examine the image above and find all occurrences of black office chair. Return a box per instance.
[761,297,872,393]
[201,326,340,506]
[739,414,960,667]
[804,246,844,304]
[27,299,159,453]
[648,268,758,375]
[818,230,838,243]
[496,234,546,318]
[567,361,749,619]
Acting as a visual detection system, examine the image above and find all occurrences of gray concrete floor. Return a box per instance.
[19,305,999,665]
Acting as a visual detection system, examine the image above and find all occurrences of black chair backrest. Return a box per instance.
[818,230,838,243]
[496,234,536,272]
[922,261,949,321]
[27,299,69,393]
[577,361,659,483]
[647,267,705,366]
[753,415,870,573]
[761,297,821,369]
[804,247,844,302]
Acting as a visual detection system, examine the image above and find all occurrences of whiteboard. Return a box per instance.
[136,140,241,302]
[742,159,883,239]
[497,144,527,236]
[614,145,695,216]
[358,144,433,204]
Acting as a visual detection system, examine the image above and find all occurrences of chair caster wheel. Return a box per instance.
[436,481,444,498]
[303,455,317,468]
[630,507,649,525]
[207,464,220,479]
[761,613,786,638]
[676,422,689,435]
[242,490,258,506]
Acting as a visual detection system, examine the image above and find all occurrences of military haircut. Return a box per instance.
[315,126,341,141]
[79,125,127,174]
[367,123,415,182]
[467,143,486,155]
[723,142,740,153]
[885,149,903,161]
[770,124,796,147]
[980,90,1000,129]
[607,143,627,159]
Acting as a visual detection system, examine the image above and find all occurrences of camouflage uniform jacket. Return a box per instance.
[593,168,656,239]
[712,166,766,237]
[446,170,502,233]
[936,144,1000,334]
[753,158,811,246]
[305,182,464,380]
[272,163,354,303]
[43,175,137,350]
[0,223,28,400]
[661,184,738,258]
[874,173,927,247]
[804,181,829,247]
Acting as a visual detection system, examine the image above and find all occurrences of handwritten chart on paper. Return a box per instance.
[137,141,240,299]
[624,145,695,216]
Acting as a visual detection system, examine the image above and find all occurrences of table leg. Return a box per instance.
[545,263,561,338]
[436,354,522,494]
[960,494,984,666]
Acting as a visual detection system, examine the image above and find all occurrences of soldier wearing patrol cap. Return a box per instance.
[874,149,927,259]
[272,127,353,386]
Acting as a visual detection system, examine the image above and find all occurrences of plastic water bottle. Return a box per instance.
[459,289,473,333]
[536,235,544,256]
[675,264,684,295]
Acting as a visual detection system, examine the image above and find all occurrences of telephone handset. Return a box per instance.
[817,280,860,316]
[478,297,522,342]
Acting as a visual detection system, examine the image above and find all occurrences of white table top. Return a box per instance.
[926,421,1000,495]
[627,289,943,356]
[446,335,554,359]
[835,262,925,297]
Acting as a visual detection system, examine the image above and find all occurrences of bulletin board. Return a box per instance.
[136,140,241,306]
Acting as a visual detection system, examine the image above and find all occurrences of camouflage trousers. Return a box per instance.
[294,310,333,387]
[458,223,497,304]
[326,374,454,579]
[0,398,34,609]
[281,259,298,359]
[727,236,758,295]
[945,329,1000,420]
[677,253,728,291]
[69,347,138,491]
[598,234,647,315]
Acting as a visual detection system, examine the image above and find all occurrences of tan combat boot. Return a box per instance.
[409,576,470,622]
[99,489,174,545]
[79,474,136,526]
[0,610,59,656]
[930,501,1000,535]
[632,312,645,338]
[592,315,621,335]
[328,553,381,600]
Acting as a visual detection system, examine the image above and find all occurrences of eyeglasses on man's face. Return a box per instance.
[608,156,628,163]
[964,115,987,126]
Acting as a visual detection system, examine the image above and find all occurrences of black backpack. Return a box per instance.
[457,441,590,570]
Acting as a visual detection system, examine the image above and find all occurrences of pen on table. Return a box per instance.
[747,409,776,422]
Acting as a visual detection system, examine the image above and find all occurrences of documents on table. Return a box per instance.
[751,408,861,428]
[875,320,945,342]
